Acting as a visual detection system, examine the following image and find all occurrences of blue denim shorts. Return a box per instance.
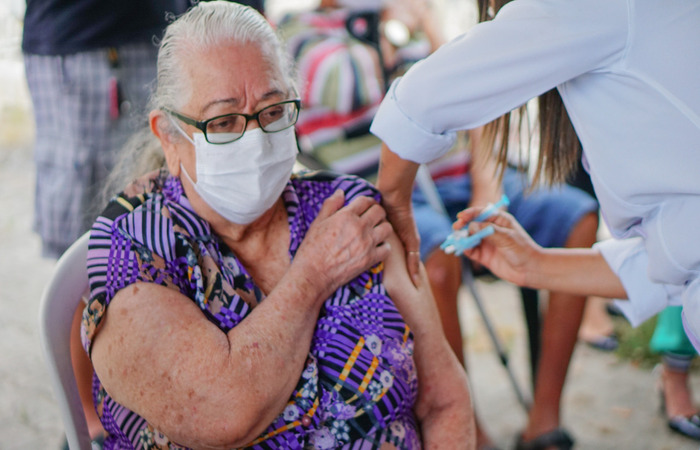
[412,167,599,259]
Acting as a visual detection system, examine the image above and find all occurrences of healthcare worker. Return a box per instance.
[370,0,700,373]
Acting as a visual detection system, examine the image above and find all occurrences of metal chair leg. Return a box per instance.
[520,287,541,392]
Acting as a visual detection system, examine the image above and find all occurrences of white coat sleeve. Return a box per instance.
[594,237,681,327]
[370,0,628,163]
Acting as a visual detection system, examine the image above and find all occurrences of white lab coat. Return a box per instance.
[370,0,700,348]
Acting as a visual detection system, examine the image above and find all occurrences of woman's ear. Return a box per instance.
[150,110,181,177]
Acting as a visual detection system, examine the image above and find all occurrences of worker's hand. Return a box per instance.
[455,206,541,287]
[465,193,505,273]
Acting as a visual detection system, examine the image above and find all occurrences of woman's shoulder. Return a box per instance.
[90,169,206,252]
[97,169,171,221]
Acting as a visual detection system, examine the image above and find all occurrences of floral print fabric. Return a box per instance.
[82,170,420,449]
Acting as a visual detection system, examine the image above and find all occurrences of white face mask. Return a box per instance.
[175,124,298,225]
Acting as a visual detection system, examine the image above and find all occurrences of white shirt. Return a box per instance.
[370,0,700,347]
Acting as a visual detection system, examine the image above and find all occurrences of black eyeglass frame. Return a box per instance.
[164,99,301,144]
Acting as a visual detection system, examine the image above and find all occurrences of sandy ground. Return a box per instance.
[1,1,700,449]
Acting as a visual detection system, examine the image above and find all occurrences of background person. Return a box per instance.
[650,306,700,440]
[82,3,475,448]
[21,0,183,258]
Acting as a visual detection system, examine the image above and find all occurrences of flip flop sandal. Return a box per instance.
[583,333,619,352]
[668,414,700,440]
[655,364,700,440]
[515,428,574,450]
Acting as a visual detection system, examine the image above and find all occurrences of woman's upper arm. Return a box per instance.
[382,234,474,442]
[382,232,451,346]
[89,281,302,448]
[87,260,326,448]
[381,233,433,330]
[90,282,237,443]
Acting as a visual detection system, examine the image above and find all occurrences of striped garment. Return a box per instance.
[24,42,159,258]
[81,170,421,449]
[276,8,471,182]
[278,9,385,146]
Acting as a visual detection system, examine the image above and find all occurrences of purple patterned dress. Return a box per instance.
[81,170,421,449]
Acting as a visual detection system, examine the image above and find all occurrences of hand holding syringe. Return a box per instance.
[440,194,510,255]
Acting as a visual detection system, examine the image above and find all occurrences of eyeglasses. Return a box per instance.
[164,99,301,144]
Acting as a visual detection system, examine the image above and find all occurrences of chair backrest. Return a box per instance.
[39,232,92,450]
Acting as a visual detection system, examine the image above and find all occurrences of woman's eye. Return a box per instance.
[261,106,283,123]
[208,115,241,132]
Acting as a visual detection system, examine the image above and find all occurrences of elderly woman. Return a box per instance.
[81,2,473,449]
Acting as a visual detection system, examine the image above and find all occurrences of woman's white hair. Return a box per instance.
[97,1,296,209]
[154,1,296,113]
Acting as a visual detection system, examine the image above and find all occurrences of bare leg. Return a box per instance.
[662,357,697,418]
[521,212,599,445]
[578,297,616,346]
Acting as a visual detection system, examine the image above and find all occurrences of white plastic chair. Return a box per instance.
[39,232,92,450]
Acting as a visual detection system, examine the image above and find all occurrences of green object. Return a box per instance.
[650,306,697,356]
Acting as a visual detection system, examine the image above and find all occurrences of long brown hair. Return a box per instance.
[477,0,581,187]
